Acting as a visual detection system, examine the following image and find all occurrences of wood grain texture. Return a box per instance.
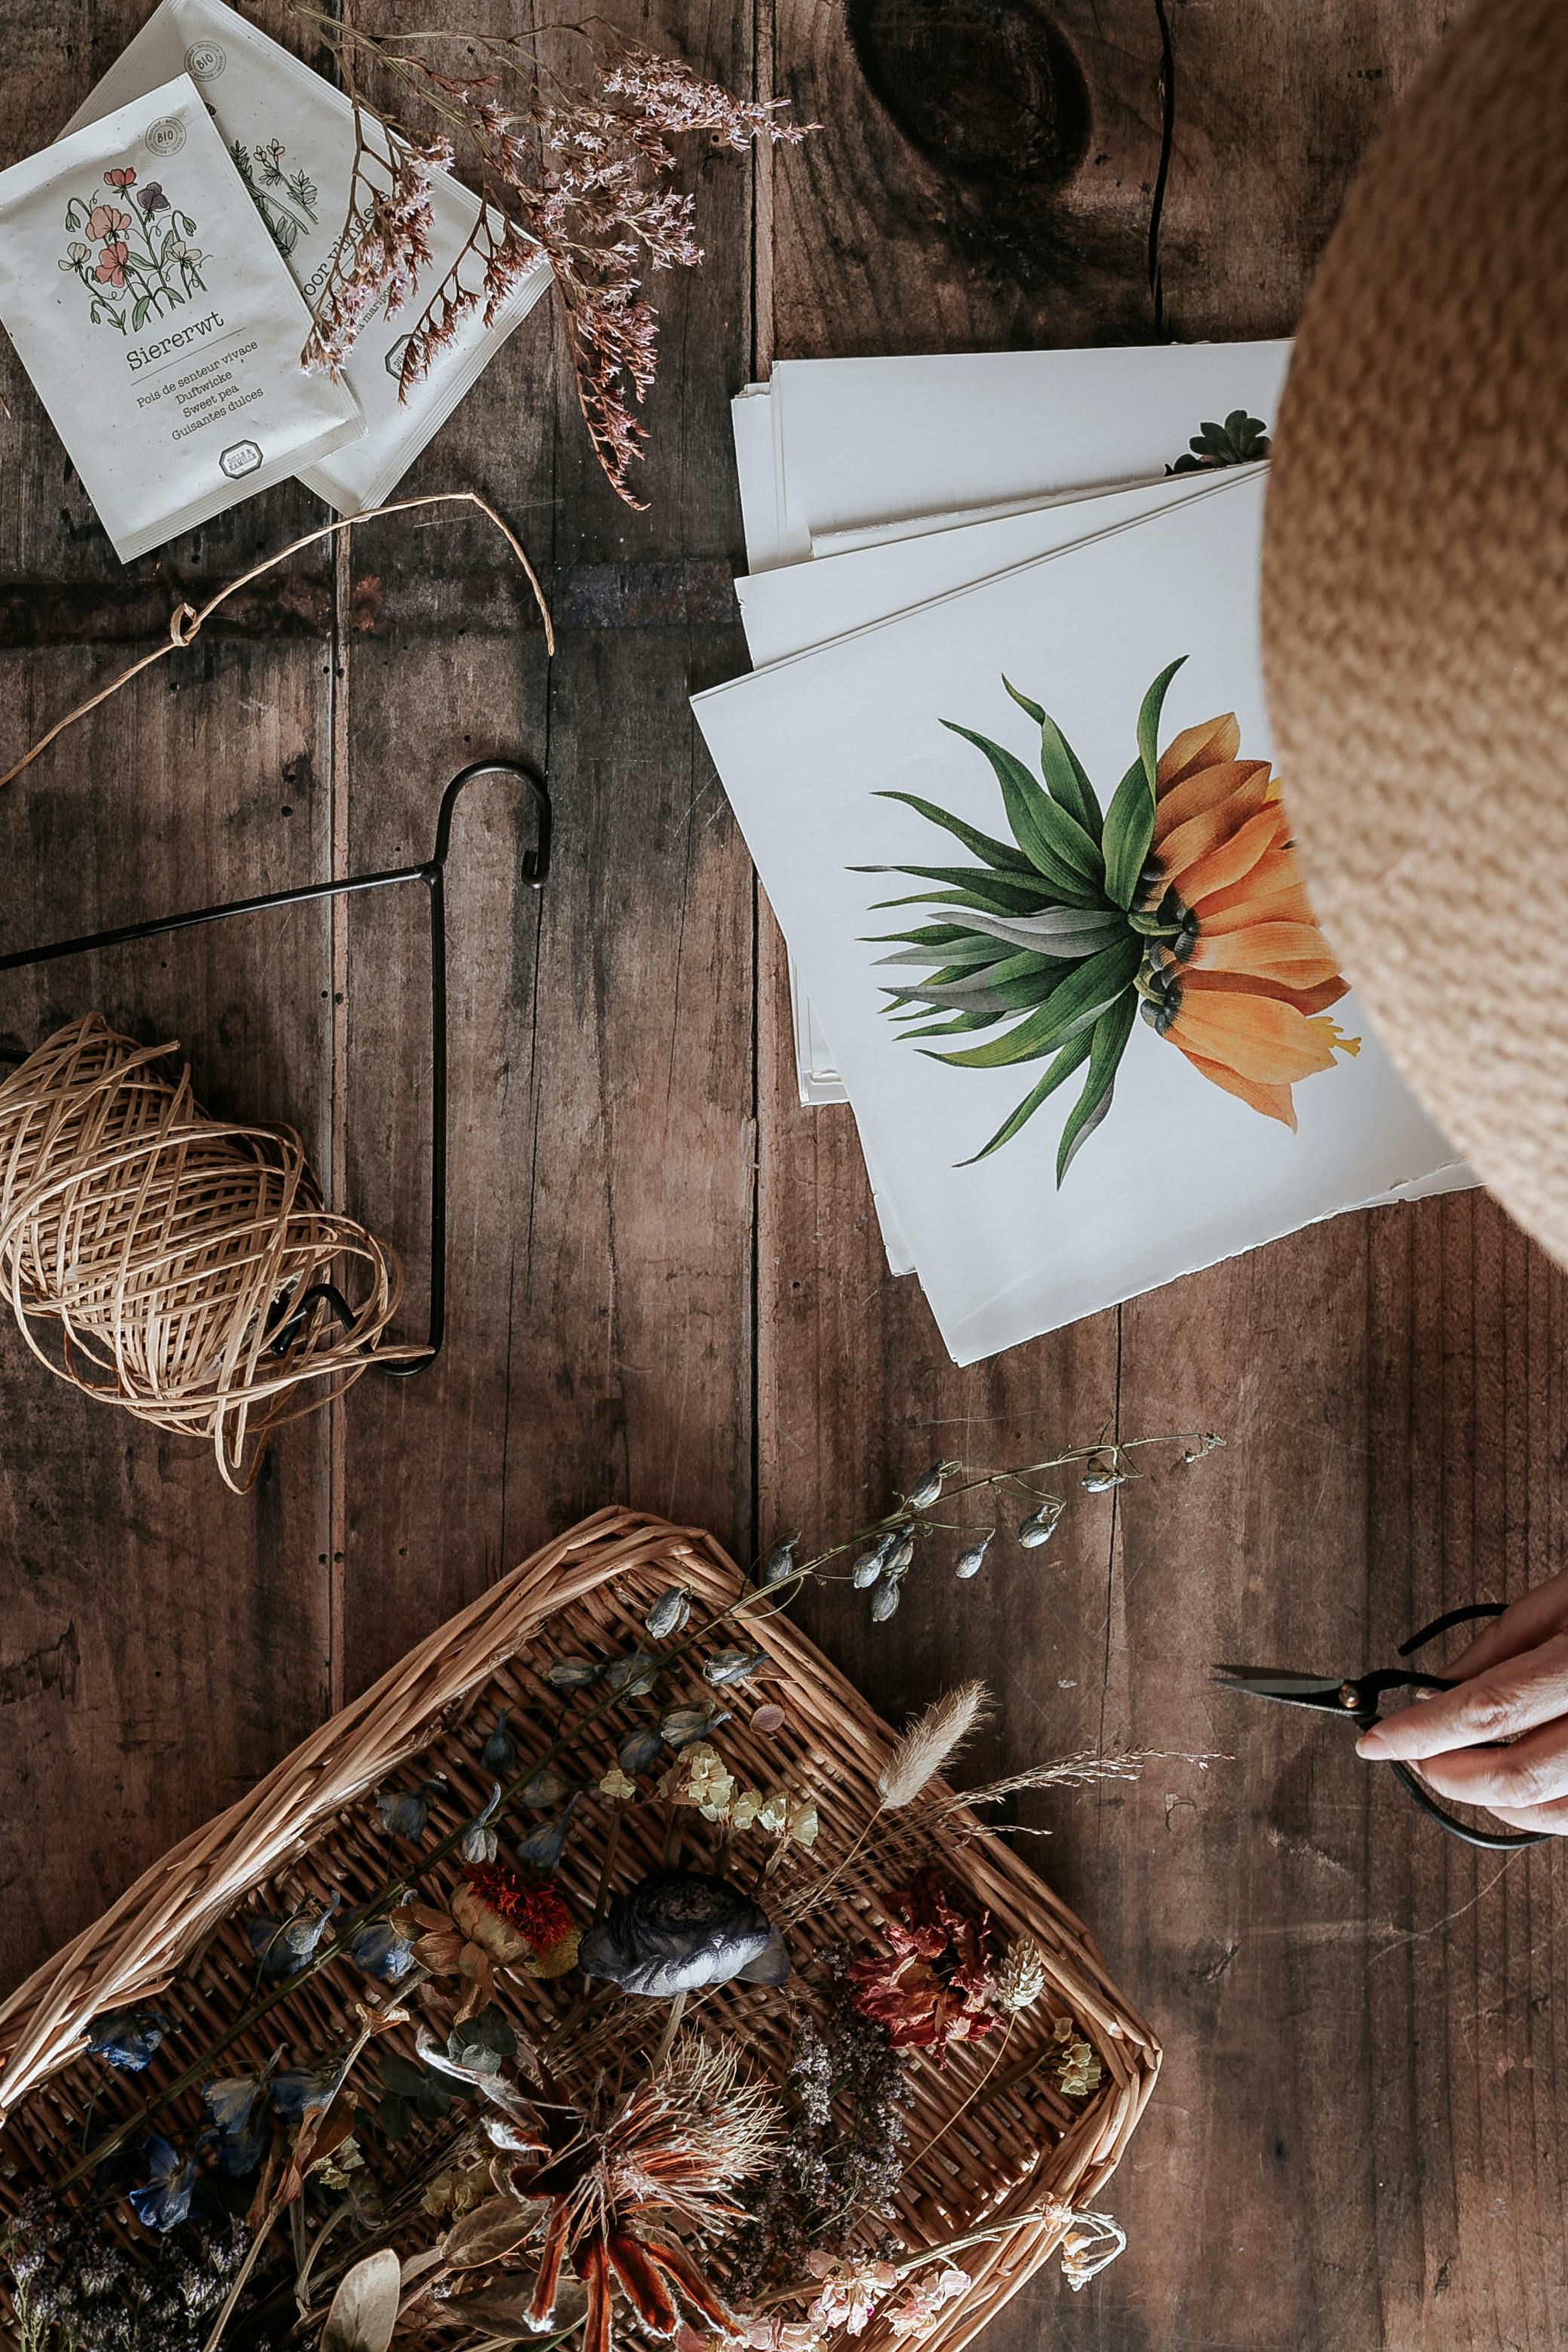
[2,2,1559,2350]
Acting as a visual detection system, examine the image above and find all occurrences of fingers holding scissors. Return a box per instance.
[1355,1619,1568,1839]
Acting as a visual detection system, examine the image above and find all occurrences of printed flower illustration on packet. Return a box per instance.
[864,655,1358,1176]
[58,160,205,332]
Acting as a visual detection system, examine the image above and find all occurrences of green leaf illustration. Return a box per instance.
[960,1031,1094,1162]
[1056,992,1138,1185]
[1001,678,1104,834]
[875,790,1037,877]
[939,721,1105,902]
[860,862,1059,915]
[926,936,1141,1070]
[1101,757,1156,910]
[1136,657,1187,796]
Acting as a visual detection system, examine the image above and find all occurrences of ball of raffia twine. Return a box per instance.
[0,1015,416,1490]
[1261,0,1568,1263]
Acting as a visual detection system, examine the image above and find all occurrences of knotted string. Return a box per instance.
[0,488,553,791]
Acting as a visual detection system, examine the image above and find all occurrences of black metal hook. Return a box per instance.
[0,755,550,1378]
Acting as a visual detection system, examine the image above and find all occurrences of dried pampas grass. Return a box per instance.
[877,1681,993,1812]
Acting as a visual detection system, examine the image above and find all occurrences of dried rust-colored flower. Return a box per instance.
[849,1870,1000,2060]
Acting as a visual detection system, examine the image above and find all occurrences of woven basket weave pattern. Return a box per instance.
[0,1510,1157,2350]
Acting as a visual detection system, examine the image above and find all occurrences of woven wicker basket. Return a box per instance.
[0,1508,1158,2349]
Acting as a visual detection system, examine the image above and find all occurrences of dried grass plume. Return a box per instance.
[877,1681,992,1812]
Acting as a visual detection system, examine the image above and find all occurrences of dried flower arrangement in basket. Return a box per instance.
[0,1468,1219,2352]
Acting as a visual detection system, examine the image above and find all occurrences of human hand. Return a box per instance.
[1355,1573,1568,1833]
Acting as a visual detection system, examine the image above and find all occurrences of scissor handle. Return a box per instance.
[1370,1603,1549,1851]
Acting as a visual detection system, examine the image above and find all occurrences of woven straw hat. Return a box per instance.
[1262,0,1568,1260]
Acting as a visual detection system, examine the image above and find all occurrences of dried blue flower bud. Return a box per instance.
[1080,1451,1125,1494]
[618,1725,663,1775]
[375,1779,444,1839]
[870,1577,902,1622]
[605,1651,658,1698]
[1018,1499,1065,1548]
[954,1532,994,1580]
[516,1792,580,1872]
[851,1531,896,1589]
[547,1655,602,1690]
[127,2136,195,2232]
[480,1710,517,1774]
[351,1918,419,1982]
[460,1782,504,1864]
[202,2050,280,2175]
[645,1587,691,1639]
[518,1766,570,1810]
[247,1895,340,1976]
[704,1647,762,1687]
[906,1462,953,1511]
[756,1535,799,1588]
[659,1704,729,1750]
[84,2004,170,2073]
[271,2053,350,2121]
[578,1869,792,1998]
[885,1530,917,1578]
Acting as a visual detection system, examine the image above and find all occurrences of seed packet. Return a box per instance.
[0,75,364,561]
[65,0,553,513]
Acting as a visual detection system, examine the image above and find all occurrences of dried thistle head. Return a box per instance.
[877,1681,992,1812]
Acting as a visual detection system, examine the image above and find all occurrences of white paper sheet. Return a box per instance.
[696,470,1462,1362]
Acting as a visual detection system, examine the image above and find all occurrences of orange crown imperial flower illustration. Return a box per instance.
[863,657,1358,1176]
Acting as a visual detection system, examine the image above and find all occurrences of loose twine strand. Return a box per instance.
[0,488,554,791]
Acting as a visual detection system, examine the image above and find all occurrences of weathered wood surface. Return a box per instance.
[3,2,1555,2348]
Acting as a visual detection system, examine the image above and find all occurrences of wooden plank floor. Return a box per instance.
[3,3,1563,2347]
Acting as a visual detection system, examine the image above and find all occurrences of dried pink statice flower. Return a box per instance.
[292,8,813,505]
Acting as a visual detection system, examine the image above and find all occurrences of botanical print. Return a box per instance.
[228,135,318,258]
[58,164,204,332]
[866,658,1358,1179]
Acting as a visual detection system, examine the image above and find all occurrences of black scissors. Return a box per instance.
[1215,1601,1549,1852]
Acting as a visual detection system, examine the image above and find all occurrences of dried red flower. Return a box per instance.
[463,1861,573,1953]
[849,1869,1000,2060]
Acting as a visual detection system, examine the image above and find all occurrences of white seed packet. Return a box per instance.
[65,0,553,513]
[0,75,363,561]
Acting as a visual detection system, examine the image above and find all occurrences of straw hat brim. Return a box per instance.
[1261,0,1568,1261]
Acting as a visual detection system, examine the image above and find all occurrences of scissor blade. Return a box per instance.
[1212,1665,1346,1710]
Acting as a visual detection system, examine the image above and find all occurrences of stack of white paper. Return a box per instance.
[697,346,1473,1361]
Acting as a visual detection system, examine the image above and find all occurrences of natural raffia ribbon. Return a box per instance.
[0,1015,417,1490]
[0,488,553,791]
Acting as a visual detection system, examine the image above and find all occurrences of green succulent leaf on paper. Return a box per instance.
[1057,991,1138,1185]
[938,721,1105,902]
[1002,677,1103,834]
[874,789,1038,876]
[924,936,1141,1070]
[961,1028,1095,1162]
[1101,758,1156,911]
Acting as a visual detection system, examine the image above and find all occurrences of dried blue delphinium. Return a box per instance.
[375,1778,446,1839]
[645,1586,691,1639]
[351,1916,420,1981]
[481,1710,518,1773]
[547,1655,601,1690]
[755,1536,799,1588]
[247,1894,340,1976]
[518,1764,570,1809]
[271,2051,350,2122]
[202,2047,281,2175]
[127,2136,197,2231]
[618,1723,663,1774]
[954,1532,994,1581]
[460,1783,504,1865]
[660,1703,730,1750]
[704,1647,762,1687]
[604,1650,658,1698]
[870,1577,902,1623]
[83,2004,170,2072]
[579,1869,791,1997]
[906,1461,957,1511]
[851,1530,899,1590]
[517,1791,580,1871]
[1018,1498,1065,1548]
